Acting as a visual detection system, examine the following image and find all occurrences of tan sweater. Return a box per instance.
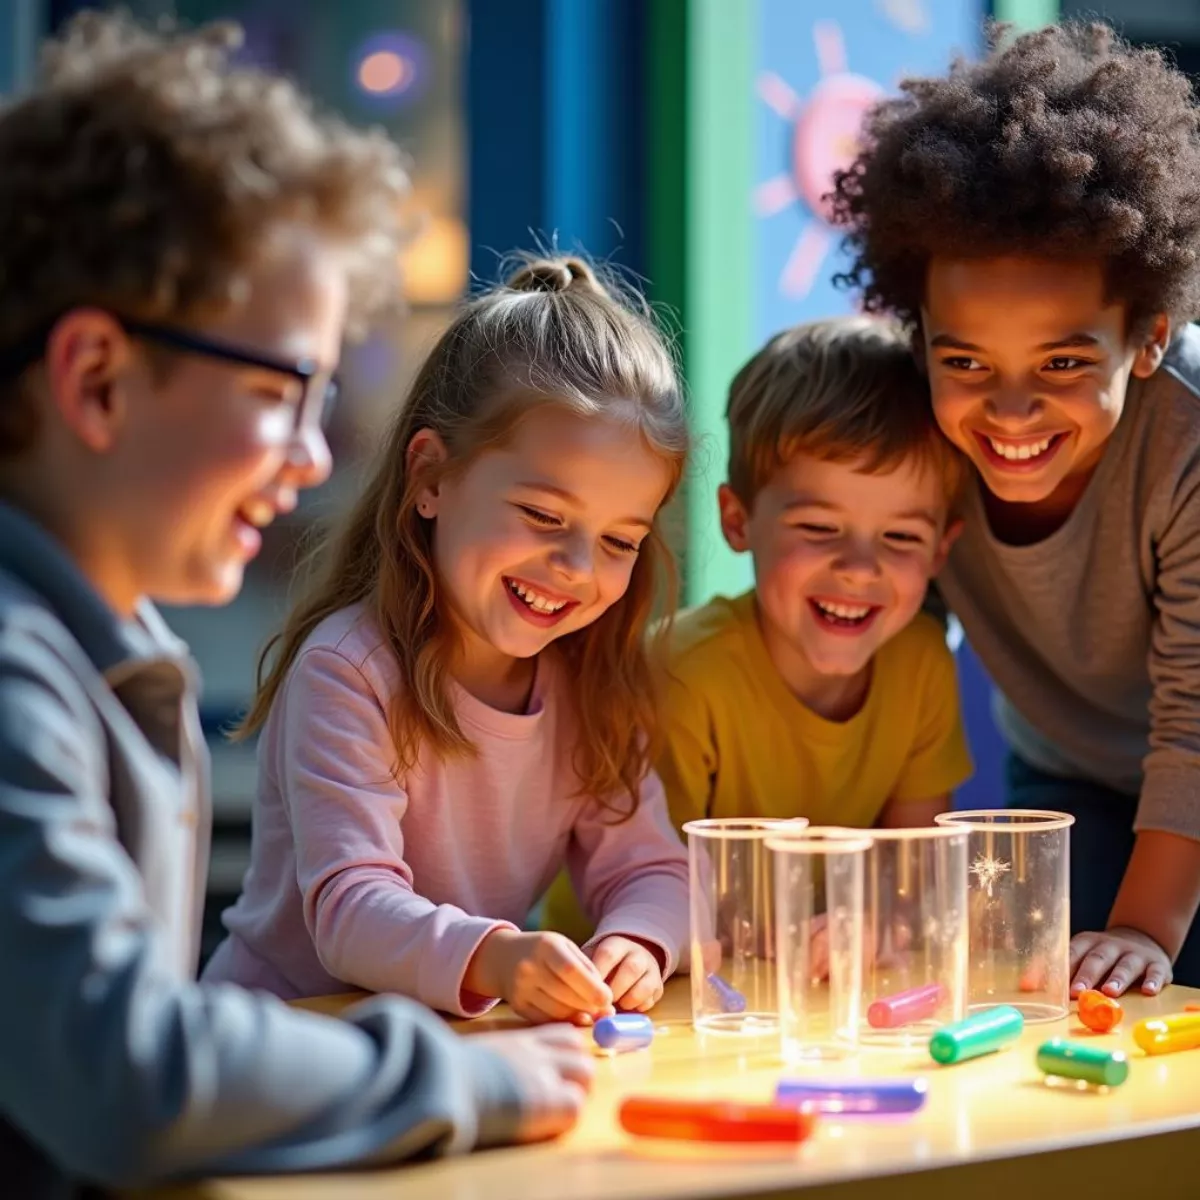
[938,323,1200,839]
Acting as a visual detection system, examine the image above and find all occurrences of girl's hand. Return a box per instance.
[472,929,614,1024]
[808,914,908,981]
[587,935,665,1012]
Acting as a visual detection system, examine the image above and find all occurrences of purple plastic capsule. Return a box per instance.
[593,1013,654,1052]
[706,972,747,1014]
[775,1077,928,1116]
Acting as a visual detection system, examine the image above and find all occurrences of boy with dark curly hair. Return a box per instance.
[832,21,1200,996]
[0,12,591,1198]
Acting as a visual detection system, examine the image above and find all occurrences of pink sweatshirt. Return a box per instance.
[203,603,690,1016]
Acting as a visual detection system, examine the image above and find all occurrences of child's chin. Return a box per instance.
[156,563,246,609]
[977,463,1065,504]
[807,644,872,677]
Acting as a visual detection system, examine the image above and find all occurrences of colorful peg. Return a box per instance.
[867,982,946,1030]
[593,1013,654,1052]
[1036,1039,1128,1087]
[776,1077,928,1116]
[619,1096,818,1143]
[929,1005,1024,1065]
[1132,1012,1200,1056]
[1076,989,1122,1033]
[706,972,747,1014]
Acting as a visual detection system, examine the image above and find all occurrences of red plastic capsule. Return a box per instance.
[619,1097,818,1143]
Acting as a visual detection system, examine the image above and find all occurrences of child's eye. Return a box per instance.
[797,523,837,535]
[515,504,561,527]
[603,535,639,555]
[885,531,925,547]
[940,356,984,372]
[1045,356,1089,371]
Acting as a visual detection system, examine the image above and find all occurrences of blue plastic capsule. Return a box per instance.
[775,1077,928,1116]
[706,972,747,1014]
[593,1012,654,1052]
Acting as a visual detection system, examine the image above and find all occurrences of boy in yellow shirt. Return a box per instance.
[544,315,972,941]
[662,314,972,830]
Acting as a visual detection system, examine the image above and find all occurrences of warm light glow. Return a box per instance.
[358,50,411,95]
[402,214,469,306]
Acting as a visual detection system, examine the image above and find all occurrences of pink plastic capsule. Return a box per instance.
[867,982,947,1030]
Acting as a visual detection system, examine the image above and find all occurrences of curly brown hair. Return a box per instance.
[0,10,409,453]
[830,21,1200,332]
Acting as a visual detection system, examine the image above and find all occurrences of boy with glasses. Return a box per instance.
[0,13,591,1199]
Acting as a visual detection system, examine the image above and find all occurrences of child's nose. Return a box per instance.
[832,542,882,582]
[284,425,333,490]
[984,383,1044,426]
[549,532,595,583]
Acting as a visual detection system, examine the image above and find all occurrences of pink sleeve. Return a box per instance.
[277,648,515,1017]
[567,768,690,976]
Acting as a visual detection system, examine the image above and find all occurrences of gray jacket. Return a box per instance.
[0,503,520,1199]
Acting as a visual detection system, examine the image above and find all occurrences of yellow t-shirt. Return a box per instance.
[541,590,973,942]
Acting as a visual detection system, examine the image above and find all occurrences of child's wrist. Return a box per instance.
[1105,921,1172,959]
[465,927,521,998]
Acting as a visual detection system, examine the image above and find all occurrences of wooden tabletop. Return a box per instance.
[137,979,1200,1200]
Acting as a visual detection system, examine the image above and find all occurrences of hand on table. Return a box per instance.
[471,929,614,1024]
[473,1024,595,1143]
[587,935,665,1012]
[808,913,910,981]
[1070,926,1172,997]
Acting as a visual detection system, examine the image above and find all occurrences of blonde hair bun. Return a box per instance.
[506,255,604,297]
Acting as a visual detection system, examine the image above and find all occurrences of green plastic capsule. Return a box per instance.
[928,1005,1024,1065]
[1036,1038,1129,1087]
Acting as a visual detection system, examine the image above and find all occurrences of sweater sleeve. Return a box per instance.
[277,647,517,1016]
[567,768,690,976]
[1142,470,1200,839]
[0,627,522,1190]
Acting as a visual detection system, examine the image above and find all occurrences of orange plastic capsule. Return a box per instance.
[1077,989,1122,1033]
[1018,962,1047,993]
[619,1097,818,1143]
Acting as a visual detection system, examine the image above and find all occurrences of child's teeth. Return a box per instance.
[817,601,871,620]
[509,580,566,613]
[987,436,1052,461]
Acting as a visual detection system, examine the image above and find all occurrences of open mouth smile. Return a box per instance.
[504,576,579,627]
[809,598,882,635]
[975,431,1068,472]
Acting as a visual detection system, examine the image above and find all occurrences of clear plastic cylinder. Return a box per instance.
[857,825,969,1048]
[769,828,870,1062]
[934,809,1074,1022]
[684,818,808,1036]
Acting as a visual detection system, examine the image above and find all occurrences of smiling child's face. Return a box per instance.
[920,257,1169,512]
[414,405,672,688]
[721,449,956,691]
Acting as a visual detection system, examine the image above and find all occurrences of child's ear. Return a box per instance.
[931,517,963,574]
[407,427,449,517]
[1132,314,1172,379]
[44,308,133,453]
[718,483,751,553]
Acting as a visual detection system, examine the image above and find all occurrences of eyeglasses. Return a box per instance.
[0,315,340,432]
